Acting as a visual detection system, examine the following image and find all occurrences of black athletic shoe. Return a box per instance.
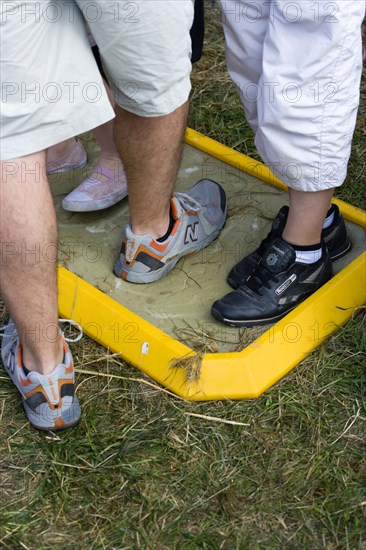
[228,204,352,290]
[322,204,352,261]
[227,206,288,289]
[212,238,333,327]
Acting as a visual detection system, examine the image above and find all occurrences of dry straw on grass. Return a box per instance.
[169,351,204,382]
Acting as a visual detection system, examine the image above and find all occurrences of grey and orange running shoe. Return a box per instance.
[1,318,81,431]
[114,179,227,283]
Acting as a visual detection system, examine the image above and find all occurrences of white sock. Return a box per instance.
[295,248,322,264]
[322,207,335,229]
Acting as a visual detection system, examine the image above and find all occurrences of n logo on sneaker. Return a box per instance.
[184,222,199,245]
[275,274,297,295]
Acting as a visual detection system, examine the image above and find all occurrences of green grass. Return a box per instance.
[1,8,365,549]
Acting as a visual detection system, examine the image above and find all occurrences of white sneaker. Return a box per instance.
[47,139,87,174]
[62,162,128,212]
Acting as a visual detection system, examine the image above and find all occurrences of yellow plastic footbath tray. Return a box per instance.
[53,128,366,400]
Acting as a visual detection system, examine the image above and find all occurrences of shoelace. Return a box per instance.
[256,214,287,257]
[244,264,279,295]
[175,192,201,213]
[0,318,83,343]
[59,319,83,342]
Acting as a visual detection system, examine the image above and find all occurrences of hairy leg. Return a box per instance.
[114,101,189,238]
[92,78,119,160]
[0,151,62,373]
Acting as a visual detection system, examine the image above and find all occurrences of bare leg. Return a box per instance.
[0,152,62,374]
[114,101,189,238]
[282,188,335,246]
[93,120,116,157]
[91,78,122,167]
[92,119,125,179]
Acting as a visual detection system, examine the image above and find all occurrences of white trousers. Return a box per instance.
[220,0,365,191]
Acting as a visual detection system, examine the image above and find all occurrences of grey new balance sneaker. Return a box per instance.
[114,179,227,283]
[1,318,81,431]
[227,204,352,290]
[212,238,333,327]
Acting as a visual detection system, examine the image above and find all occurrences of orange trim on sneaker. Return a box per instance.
[65,362,73,375]
[23,379,73,409]
[149,217,181,251]
[54,417,66,429]
[15,338,27,385]
[19,375,32,387]
[169,218,180,237]
[149,240,171,252]
[48,377,58,401]
[124,244,167,267]
[170,198,179,219]
[17,345,23,369]
[125,237,138,262]
[23,384,54,404]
